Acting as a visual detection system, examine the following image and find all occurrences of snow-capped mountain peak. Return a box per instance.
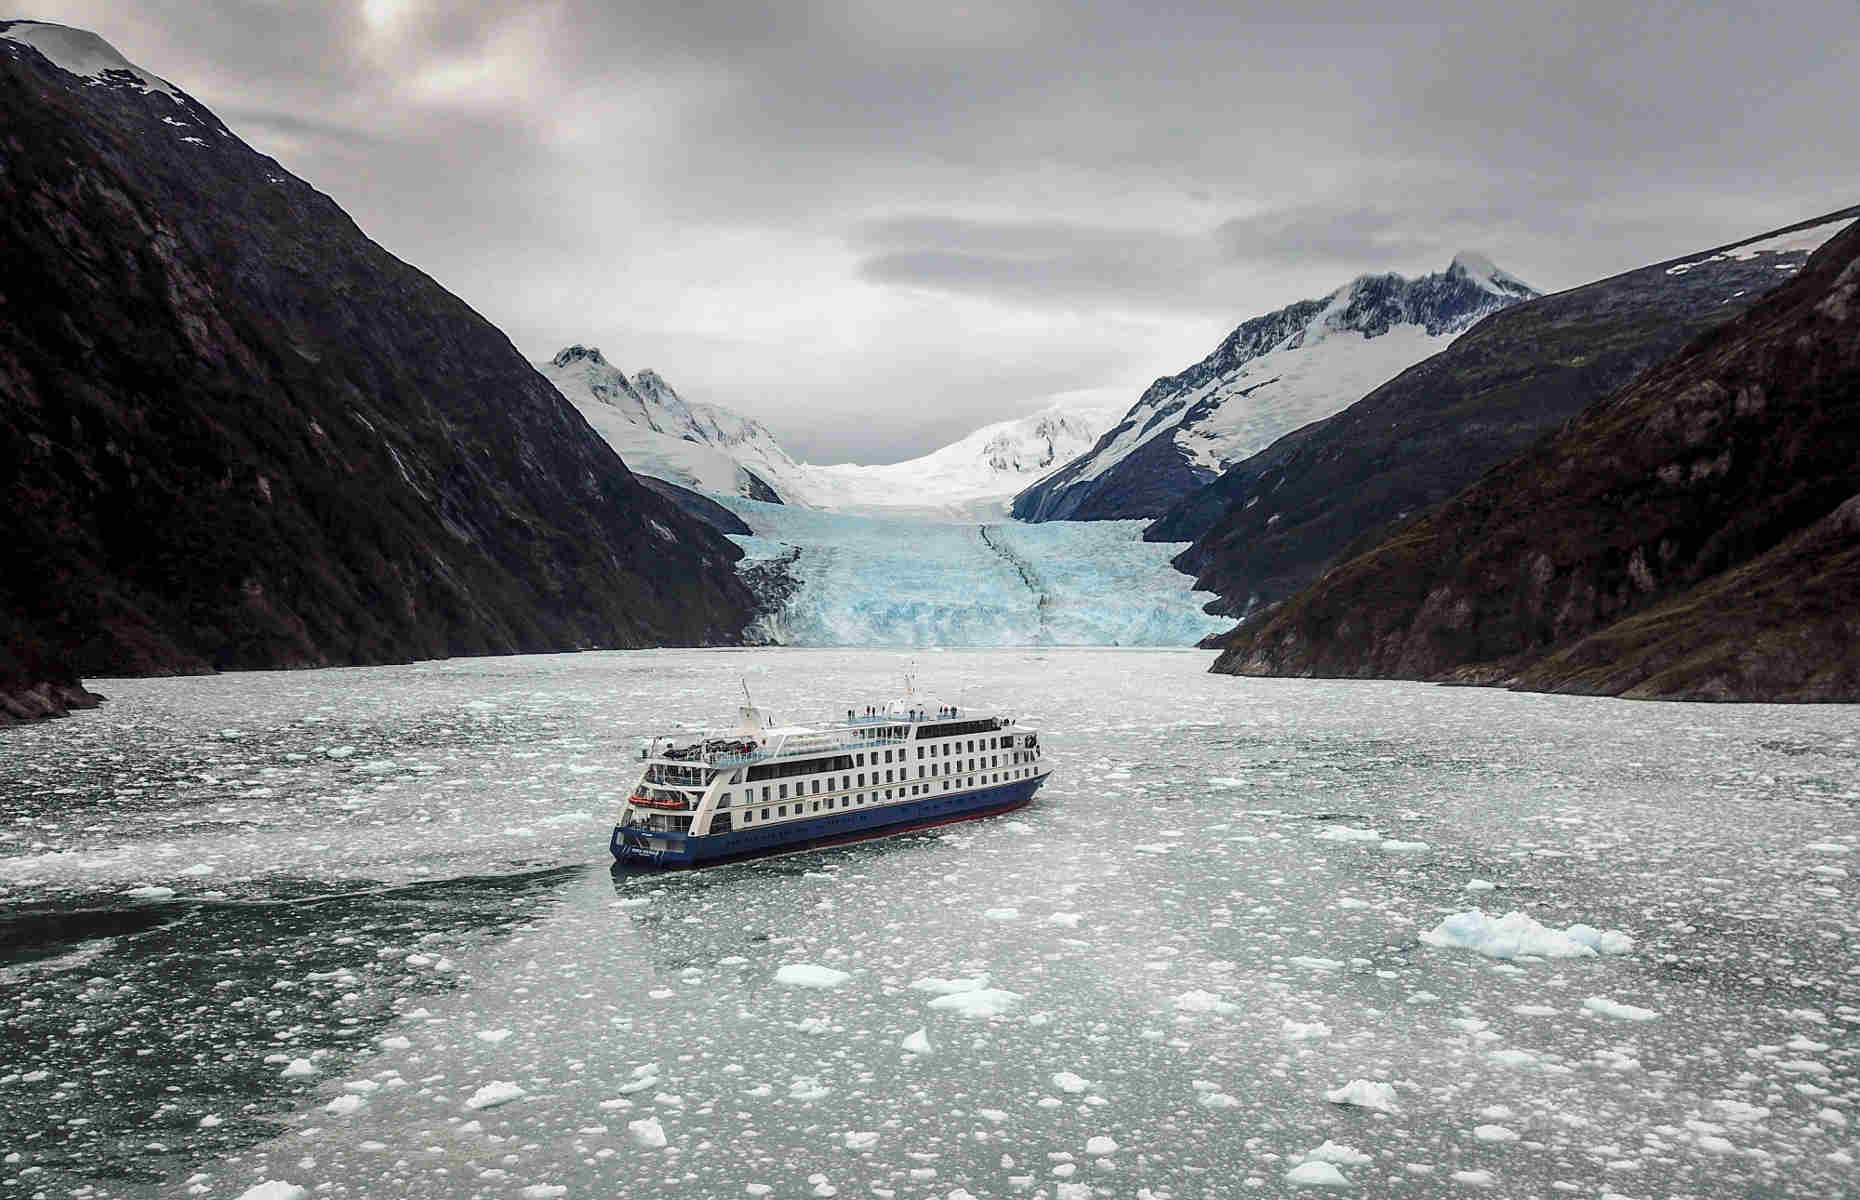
[981,412,1099,474]
[541,340,1112,517]
[1447,250,1537,299]
[1012,254,1542,521]
[792,402,1114,519]
[632,368,685,412]
[630,368,703,437]
[0,20,182,101]
[551,344,607,368]
[541,346,791,503]
[545,344,655,424]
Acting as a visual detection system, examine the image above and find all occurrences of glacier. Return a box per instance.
[716,496,1229,646]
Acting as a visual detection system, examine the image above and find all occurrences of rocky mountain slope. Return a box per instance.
[1011,255,1539,522]
[1209,217,1860,701]
[1161,209,1860,621]
[0,21,755,720]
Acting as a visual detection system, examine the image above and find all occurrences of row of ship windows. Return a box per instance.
[851,735,1011,769]
[731,735,1034,785]
[735,767,1038,826]
[727,750,1038,806]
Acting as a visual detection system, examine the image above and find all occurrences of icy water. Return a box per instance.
[1,650,1856,1200]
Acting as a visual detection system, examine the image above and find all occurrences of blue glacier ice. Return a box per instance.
[714,496,1230,646]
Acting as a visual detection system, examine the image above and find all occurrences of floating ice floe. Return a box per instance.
[1583,996,1659,1021]
[843,1130,879,1150]
[1472,1124,1518,1142]
[1420,910,1634,959]
[1315,826,1382,842]
[1713,1099,1770,1122]
[900,1028,933,1055]
[1283,1019,1332,1040]
[235,1184,308,1200]
[926,987,1023,1019]
[324,1094,364,1116]
[1285,1160,1351,1187]
[789,1078,830,1101]
[279,1058,315,1078]
[1052,1071,1091,1094]
[1380,839,1430,854]
[464,1081,526,1110]
[628,1116,668,1148]
[1305,1140,1371,1165]
[775,963,851,989]
[1326,1079,1398,1112]
[1174,989,1238,1015]
[1086,1135,1118,1155]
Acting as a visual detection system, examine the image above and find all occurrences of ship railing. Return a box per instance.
[845,714,992,727]
[706,733,908,766]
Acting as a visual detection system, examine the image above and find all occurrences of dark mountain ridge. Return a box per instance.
[1160,206,1860,622]
[0,22,755,721]
[1209,217,1860,701]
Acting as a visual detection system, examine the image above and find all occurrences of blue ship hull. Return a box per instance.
[611,773,1046,868]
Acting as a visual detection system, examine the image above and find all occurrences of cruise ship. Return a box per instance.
[610,689,1049,867]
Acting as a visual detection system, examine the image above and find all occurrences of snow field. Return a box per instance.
[1663,215,1851,277]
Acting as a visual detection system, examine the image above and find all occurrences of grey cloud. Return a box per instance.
[854,215,1212,308]
[1215,208,1440,270]
[16,0,1859,461]
[217,107,396,152]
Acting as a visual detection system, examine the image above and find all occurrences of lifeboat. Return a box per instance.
[630,792,690,810]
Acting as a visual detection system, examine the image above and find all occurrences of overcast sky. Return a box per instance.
[19,1,1859,462]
